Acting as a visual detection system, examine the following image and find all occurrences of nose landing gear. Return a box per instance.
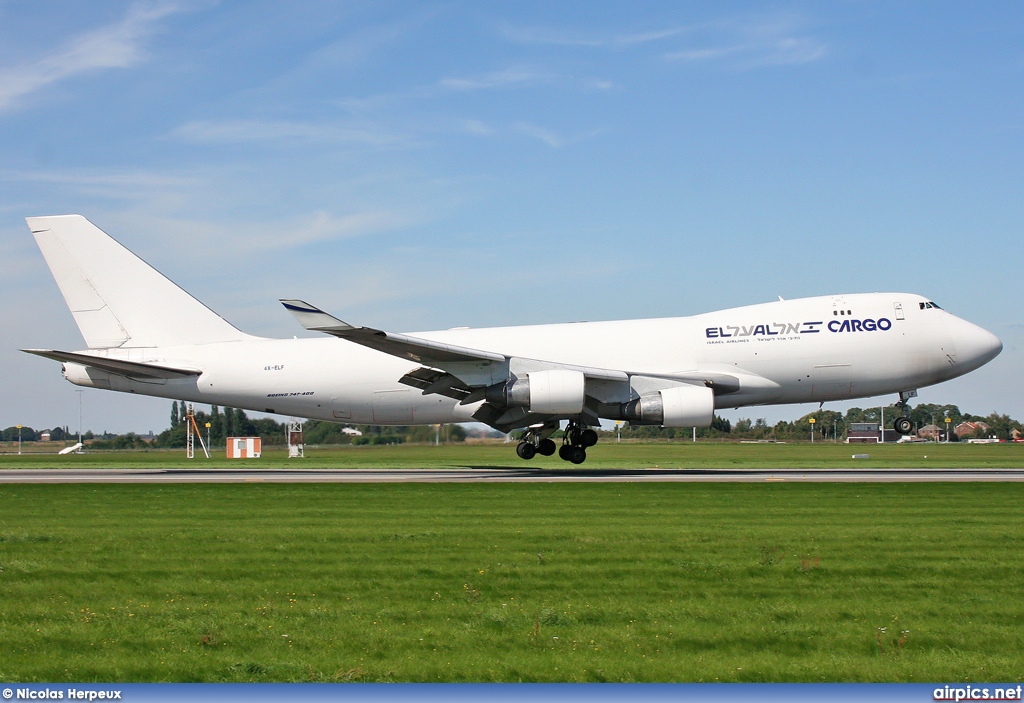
[893,389,918,436]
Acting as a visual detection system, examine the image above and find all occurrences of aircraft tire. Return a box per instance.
[894,416,913,435]
[568,446,587,464]
[538,438,557,456]
[580,429,598,447]
[558,444,572,461]
[516,441,537,460]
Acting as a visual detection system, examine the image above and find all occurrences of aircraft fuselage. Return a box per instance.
[59,291,1001,425]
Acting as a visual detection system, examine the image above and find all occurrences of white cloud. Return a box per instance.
[252,209,415,248]
[461,119,494,136]
[513,122,605,148]
[501,24,689,48]
[499,15,826,70]
[0,3,182,113]
[664,16,827,68]
[104,208,417,256]
[438,66,553,92]
[169,119,409,146]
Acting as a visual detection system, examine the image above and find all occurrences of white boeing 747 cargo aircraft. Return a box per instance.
[23,215,1002,463]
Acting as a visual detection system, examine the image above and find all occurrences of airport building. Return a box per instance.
[846,422,900,443]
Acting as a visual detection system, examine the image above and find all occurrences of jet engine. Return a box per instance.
[621,384,714,427]
[484,369,586,415]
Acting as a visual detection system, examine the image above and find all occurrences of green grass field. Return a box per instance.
[1,481,1023,682]
[1,439,1023,469]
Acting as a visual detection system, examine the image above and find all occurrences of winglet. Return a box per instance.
[280,299,361,334]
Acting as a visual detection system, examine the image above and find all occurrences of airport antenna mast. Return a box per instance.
[287,419,304,458]
[185,403,210,459]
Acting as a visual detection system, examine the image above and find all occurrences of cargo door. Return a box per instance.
[372,390,414,423]
[812,364,853,400]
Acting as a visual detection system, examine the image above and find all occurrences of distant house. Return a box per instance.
[955,421,990,438]
[918,424,942,441]
[40,431,51,441]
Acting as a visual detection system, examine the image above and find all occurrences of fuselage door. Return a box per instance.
[894,302,905,320]
[812,364,853,400]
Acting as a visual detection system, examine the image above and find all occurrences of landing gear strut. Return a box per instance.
[893,390,918,436]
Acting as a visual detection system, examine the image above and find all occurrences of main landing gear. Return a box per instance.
[516,421,598,464]
[516,422,558,461]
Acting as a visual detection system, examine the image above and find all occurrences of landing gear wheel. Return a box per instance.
[894,416,913,436]
[538,438,557,456]
[580,429,599,447]
[516,441,537,460]
[558,444,572,461]
[568,446,587,464]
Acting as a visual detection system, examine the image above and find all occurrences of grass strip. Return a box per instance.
[1,482,1023,682]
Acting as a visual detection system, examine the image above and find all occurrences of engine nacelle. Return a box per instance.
[484,369,586,415]
[622,384,714,427]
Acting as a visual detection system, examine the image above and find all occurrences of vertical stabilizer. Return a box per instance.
[26,215,253,348]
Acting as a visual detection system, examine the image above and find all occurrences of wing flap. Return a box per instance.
[398,367,474,401]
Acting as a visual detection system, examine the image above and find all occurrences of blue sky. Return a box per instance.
[2,2,1022,435]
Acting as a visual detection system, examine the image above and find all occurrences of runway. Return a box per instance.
[1,468,1024,483]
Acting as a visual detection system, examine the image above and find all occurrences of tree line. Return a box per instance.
[616,403,1022,442]
[152,402,468,449]
[5,400,1021,448]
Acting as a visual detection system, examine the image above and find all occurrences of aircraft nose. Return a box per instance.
[953,318,1002,370]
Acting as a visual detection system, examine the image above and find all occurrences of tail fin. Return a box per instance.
[27,215,252,348]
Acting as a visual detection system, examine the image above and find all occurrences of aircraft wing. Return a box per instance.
[280,299,505,365]
[22,349,202,379]
[281,299,628,382]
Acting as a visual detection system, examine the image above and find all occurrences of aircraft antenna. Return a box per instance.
[185,403,210,459]
[287,419,304,458]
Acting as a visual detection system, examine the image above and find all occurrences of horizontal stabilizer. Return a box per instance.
[22,349,201,379]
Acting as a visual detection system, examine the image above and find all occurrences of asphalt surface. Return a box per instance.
[1,468,1023,483]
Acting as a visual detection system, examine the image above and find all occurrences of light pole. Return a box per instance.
[809,417,816,443]
[17,424,22,455]
[945,414,951,443]
[205,422,211,451]
[77,390,83,451]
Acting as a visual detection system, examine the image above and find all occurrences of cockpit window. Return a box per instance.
[919,301,942,310]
